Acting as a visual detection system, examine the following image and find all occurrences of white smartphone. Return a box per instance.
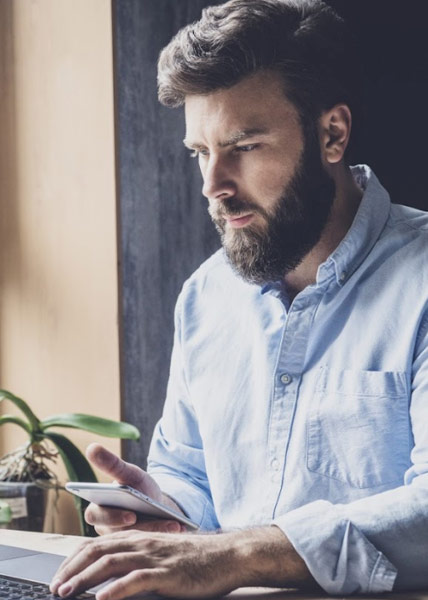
[65,481,199,531]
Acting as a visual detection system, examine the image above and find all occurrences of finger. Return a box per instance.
[57,552,144,599]
[85,444,144,488]
[85,503,136,528]
[50,537,97,594]
[51,533,131,594]
[93,519,181,537]
[84,500,181,533]
[137,518,182,533]
[86,444,161,499]
[96,568,164,600]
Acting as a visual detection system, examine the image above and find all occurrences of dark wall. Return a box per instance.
[114,0,428,466]
[328,1,428,210]
[113,1,222,467]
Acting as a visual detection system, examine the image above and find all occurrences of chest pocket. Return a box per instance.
[307,367,411,488]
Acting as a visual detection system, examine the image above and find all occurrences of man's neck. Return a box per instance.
[284,165,363,301]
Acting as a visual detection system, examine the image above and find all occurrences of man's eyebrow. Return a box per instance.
[219,128,270,147]
[183,128,270,149]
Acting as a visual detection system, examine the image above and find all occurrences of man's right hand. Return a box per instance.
[84,443,183,535]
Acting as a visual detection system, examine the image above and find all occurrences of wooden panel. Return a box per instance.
[113,1,221,467]
[0,0,120,533]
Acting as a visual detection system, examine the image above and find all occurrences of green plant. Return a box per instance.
[0,499,12,526]
[0,388,140,535]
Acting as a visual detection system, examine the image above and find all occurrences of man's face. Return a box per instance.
[184,71,335,285]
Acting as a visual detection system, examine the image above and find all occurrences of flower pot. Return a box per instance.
[0,482,49,532]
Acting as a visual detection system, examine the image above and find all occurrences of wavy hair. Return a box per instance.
[158,0,363,150]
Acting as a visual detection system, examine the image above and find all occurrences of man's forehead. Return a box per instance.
[184,72,300,147]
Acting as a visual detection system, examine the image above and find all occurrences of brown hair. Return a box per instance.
[158,0,363,147]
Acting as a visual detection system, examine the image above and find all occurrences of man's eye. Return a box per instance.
[190,149,209,158]
[235,144,259,152]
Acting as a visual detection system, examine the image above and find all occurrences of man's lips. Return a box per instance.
[224,213,254,228]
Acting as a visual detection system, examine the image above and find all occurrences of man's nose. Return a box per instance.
[201,155,236,200]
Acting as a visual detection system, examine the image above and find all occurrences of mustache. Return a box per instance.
[209,196,261,220]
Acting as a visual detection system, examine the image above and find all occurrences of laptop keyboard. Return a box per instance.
[0,575,94,599]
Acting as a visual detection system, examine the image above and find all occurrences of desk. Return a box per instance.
[1,529,427,600]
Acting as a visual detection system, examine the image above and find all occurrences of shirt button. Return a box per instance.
[271,458,280,470]
[280,373,292,385]
[339,271,347,282]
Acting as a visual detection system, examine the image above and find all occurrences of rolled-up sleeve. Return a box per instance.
[275,498,396,594]
[274,484,428,594]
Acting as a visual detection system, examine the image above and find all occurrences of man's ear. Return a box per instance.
[318,104,352,164]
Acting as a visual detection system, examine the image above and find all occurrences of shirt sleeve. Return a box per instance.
[146,291,220,531]
[274,314,428,595]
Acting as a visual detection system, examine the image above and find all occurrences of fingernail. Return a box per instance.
[58,582,72,597]
[167,522,180,533]
[50,578,61,593]
[124,512,136,525]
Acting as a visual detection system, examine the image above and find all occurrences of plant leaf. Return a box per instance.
[40,414,140,440]
[42,431,97,537]
[0,414,31,433]
[0,389,40,432]
[41,431,97,482]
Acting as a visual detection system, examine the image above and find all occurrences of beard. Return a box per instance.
[208,130,336,286]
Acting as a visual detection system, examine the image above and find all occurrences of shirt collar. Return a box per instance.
[320,164,391,287]
[261,164,391,295]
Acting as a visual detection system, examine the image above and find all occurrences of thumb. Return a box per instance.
[86,443,160,499]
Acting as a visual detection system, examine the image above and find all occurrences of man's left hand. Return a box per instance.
[50,529,246,599]
[50,526,313,599]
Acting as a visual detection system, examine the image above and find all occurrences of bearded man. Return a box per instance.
[51,1,428,598]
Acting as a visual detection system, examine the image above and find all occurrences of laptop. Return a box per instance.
[0,544,160,599]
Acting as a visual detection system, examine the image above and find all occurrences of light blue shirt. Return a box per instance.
[147,165,428,595]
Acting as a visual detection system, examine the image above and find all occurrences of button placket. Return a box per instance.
[266,291,323,518]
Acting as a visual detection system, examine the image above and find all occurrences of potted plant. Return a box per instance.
[0,388,140,535]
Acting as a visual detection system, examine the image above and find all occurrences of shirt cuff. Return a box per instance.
[149,472,219,531]
[273,500,397,595]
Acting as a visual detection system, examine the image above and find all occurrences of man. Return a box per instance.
[51,0,428,598]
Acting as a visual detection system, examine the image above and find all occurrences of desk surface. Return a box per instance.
[1,529,427,600]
